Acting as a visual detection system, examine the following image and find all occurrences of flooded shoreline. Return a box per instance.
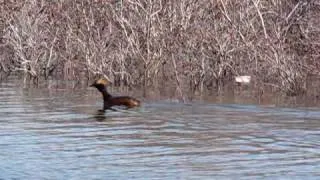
[2,74,320,107]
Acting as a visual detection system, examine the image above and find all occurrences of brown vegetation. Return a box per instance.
[0,0,319,96]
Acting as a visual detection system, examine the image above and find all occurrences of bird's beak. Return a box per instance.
[90,83,95,87]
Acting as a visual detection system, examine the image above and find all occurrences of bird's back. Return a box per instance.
[108,96,141,108]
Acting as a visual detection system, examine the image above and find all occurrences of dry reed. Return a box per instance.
[0,0,319,96]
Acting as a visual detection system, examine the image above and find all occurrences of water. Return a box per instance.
[0,77,319,179]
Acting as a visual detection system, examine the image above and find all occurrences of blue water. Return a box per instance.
[0,78,319,179]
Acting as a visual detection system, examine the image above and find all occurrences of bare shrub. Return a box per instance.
[0,0,319,97]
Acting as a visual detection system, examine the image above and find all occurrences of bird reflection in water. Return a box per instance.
[93,110,107,121]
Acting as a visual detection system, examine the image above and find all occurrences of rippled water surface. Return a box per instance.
[0,77,319,179]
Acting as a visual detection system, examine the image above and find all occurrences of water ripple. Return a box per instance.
[0,79,319,179]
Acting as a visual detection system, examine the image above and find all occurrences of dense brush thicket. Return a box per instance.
[1,0,319,95]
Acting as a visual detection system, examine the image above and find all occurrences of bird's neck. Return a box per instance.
[101,88,112,100]
[101,88,112,110]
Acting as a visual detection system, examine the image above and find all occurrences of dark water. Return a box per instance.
[0,77,319,179]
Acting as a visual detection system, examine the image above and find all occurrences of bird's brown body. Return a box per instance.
[91,78,140,110]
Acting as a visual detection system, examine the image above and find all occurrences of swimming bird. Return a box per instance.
[90,78,141,111]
